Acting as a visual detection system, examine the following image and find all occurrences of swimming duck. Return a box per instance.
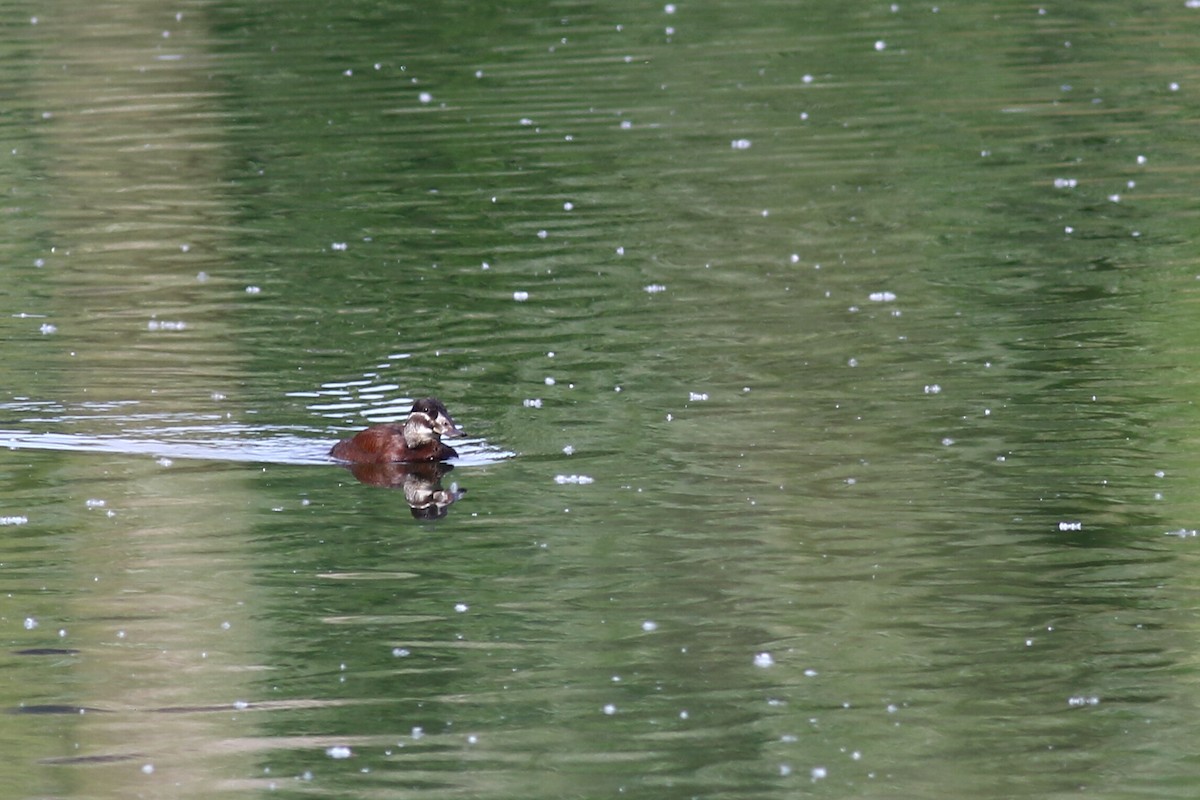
[330,397,462,464]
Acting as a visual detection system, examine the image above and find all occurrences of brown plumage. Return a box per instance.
[330,397,462,464]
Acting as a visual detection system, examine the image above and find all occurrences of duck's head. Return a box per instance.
[403,397,464,446]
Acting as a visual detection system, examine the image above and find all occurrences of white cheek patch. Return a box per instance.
[403,413,436,447]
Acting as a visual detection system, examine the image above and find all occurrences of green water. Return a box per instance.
[1,0,1200,797]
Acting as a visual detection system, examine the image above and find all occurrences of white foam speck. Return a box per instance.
[513,291,529,301]
[326,746,353,759]
[554,474,594,485]
[753,652,774,668]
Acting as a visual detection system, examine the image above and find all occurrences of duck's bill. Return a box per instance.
[434,414,464,437]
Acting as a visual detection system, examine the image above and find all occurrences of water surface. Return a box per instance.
[2,1,1200,798]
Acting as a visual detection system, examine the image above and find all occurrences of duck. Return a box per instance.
[330,397,462,464]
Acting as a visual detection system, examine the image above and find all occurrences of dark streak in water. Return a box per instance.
[8,704,108,715]
[39,753,143,765]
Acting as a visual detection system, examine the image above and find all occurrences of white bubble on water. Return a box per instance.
[753,652,774,668]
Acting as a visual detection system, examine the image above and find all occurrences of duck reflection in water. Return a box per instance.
[331,397,467,518]
[344,461,465,519]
